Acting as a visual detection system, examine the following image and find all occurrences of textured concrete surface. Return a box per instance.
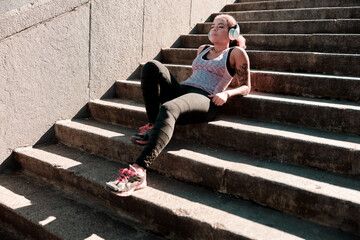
[214,7,360,21]
[114,79,360,135]
[161,48,360,76]
[196,20,360,34]
[12,144,359,239]
[251,70,360,102]
[0,222,25,240]
[86,100,360,175]
[180,34,360,53]
[142,0,191,60]
[223,93,360,135]
[0,0,37,15]
[226,0,360,11]
[50,117,360,233]
[0,172,163,240]
[89,0,144,100]
[2,0,360,237]
[0,0,89,40]
[0,3,90,168]
[190,0,233,28]
[90,0,234,99]
[117,67,360,103]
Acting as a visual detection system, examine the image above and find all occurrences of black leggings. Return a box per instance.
[135,60,220,169]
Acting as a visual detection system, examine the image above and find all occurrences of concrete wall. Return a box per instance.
[0,0,37,15]
[0,0,234,170]
[89,0,234,98]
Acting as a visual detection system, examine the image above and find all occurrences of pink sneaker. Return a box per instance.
[131,123,154,145]
[106,165,147,197]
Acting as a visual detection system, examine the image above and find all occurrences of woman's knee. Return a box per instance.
[158,102,181,120]
[142,60,163,78]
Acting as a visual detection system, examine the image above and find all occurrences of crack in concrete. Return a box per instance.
[141,0,146,59]
[88,0,92,101]
[189,0,193,30]
[0,1,90,43]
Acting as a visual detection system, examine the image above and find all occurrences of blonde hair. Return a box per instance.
[214,14,246,49]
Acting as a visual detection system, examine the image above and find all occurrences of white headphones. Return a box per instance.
[229,23,240,40]
[208,23,241,41]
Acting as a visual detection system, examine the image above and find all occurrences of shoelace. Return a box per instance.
[116,168,136,183]
[138,123,153,135]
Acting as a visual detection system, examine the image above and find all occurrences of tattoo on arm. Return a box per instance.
[230,63,249,88]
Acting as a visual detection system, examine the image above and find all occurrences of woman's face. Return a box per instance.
[209,17,230,44]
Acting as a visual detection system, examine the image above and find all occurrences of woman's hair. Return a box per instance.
[214,14,246,49]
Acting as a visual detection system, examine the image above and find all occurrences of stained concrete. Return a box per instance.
[0,172,164,239]
[0,0,38,15]
[0,3,90,168]
[12,144,360,239]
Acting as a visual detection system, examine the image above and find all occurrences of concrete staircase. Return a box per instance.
[1,0,360,239]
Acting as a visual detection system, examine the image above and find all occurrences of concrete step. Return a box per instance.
[213,7,360,21]
[14,137,360,236]
[0,171,162,240]
[116,80,143,101]
[114,80,360,136]
[87,100,360,175]
[251,70,360,102]
[236,0,280,2]
[130,65,360,103]
[160,48,360,76]
[118,69,360,103]
[226,0,360,12]
[194,20,360,34]
[0,223,24,240]
[180,34,360,54]
[12,143,359,239]
[223,92,360,136]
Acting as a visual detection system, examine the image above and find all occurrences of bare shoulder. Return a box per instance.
[197,44,211,55]
[230,47,249,63]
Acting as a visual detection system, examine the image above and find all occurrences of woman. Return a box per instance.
[106,14,250,196]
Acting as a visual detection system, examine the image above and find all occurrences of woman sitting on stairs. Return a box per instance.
[106,14,251,196]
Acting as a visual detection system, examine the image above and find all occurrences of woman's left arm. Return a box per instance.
[210,47,250,106]
[226,47,251,97]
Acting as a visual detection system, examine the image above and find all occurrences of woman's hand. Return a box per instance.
[208,92,229,106]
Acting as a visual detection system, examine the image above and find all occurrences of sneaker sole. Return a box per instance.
[116,179,147,197]
[130,138,147,145]
[105,183,117,191]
